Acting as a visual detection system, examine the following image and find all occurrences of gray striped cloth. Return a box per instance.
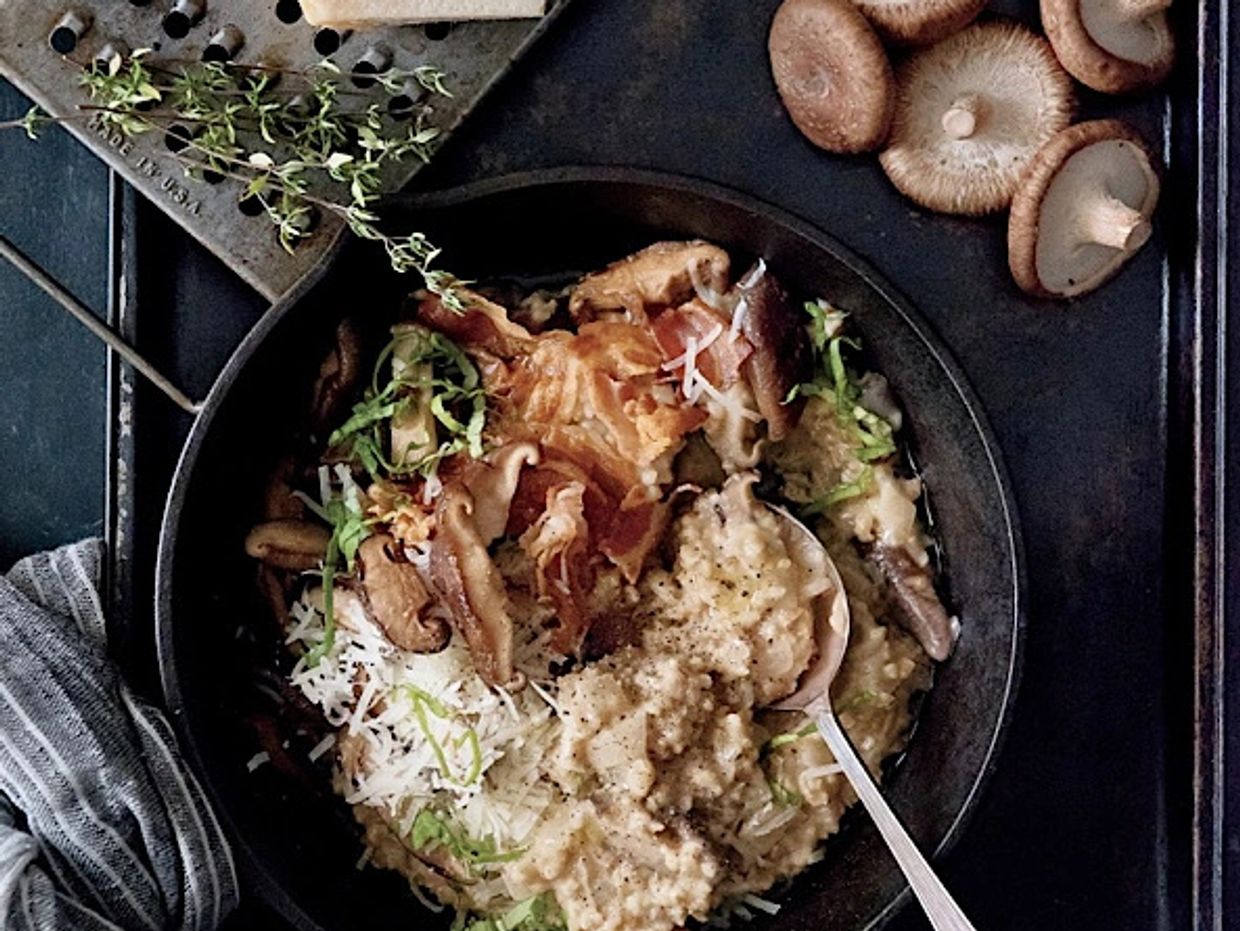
[0,539,238,931]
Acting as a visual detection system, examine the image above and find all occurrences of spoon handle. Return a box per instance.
[811,705,977,931]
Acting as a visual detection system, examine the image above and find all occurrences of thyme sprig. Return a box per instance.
[7,51,463,306]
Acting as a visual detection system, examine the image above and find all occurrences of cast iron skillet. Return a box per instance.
[156,168,1025,931]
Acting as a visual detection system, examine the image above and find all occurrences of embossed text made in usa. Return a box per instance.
[87,114,202,217]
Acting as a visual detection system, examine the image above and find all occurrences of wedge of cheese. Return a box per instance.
[301,0,546,27]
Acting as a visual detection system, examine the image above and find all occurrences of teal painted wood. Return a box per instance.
[0,80,109,567]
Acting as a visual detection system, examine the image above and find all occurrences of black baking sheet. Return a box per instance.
[105,1,1232,929]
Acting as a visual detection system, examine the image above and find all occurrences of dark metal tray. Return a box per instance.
[101,1,1234,929]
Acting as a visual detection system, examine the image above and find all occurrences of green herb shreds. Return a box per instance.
[329,326,486,482]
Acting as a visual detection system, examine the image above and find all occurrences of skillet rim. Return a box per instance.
[155,165,1027,931]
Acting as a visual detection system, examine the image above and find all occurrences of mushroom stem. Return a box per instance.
[1078,193,1152,251]
[1113,0,1172,19]
[941,94,986,140]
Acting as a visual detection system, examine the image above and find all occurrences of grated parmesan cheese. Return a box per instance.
[740,894,781,916]
[285,587,556,857]
[800,763,843,781]
[308,733,336,762]
[693,371,763,423]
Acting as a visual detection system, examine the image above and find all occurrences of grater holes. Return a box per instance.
[163,13,191,39]
[94,41,127,67]
[388,95,415,120]
[423,22,452,41]
[49,10,91,55]
[313,28,348,55]
[274,0,302,24]
[203,25,243,62]
[238,193,265,216]
[351,45,391,89]
[163,0,204,39]
[287,206,319,238]
[49,26,79,53]
[351,61,378,89]
[388,83,428,120]
[164,124,193,153]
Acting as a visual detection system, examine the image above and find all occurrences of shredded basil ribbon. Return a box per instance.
[403,686,484,787]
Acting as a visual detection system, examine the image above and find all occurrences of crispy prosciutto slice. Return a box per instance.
[508,455,669,588]
[416,289,536,359]
[518,481,595,655]
[595,499,669,584]
[419,289,714,662]
[651,299,753,391]
[489,321,706,485]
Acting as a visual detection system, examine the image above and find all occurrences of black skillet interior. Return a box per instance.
[157,170,1024,931]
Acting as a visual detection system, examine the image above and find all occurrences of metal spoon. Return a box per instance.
[769,505,978,931]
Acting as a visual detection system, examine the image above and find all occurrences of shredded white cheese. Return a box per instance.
[680,335,700,400]
[308,733,336,762]
[729,296,749,340]
[285,588,556,854]
[740,894,781,916]
[246,751,270,773]
[421,465,443,505]
[738,258,767,289]
[800,763,843,781]
[693,371,763,422]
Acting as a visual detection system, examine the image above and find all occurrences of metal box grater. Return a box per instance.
[0,0,570,301]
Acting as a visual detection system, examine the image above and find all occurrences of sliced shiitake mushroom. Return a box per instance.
[868,543,956,661]
[416,288,536,359]
[568,241,731,323]
[256,564,296,630]
[1008,119,1160,298]
[852,0,988,46]
[309,319,362,432]
[1042,0,1175,94]
[769,0,895,154]
[245,520,331,571]
[736,264,813,441]
[356,533,449,653]
[388,324,438,470]
[879,20,1074,215]
[428,486,519,688]
[262,455,306,521]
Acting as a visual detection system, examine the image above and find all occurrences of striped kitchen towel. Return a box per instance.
[0,539,238,931]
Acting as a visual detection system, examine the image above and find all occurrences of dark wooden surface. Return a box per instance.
[0,80,109,566]
[0,0,1232,928]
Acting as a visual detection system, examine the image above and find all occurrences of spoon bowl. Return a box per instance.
[765,504,978,931]
[768,503,851,714]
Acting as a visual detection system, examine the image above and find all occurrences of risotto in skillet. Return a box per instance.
[244,242,956,931]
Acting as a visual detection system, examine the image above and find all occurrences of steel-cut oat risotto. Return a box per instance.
[245,241,955,931]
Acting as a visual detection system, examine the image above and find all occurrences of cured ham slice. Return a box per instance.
[417,290,536,359]
[518,481,594,655]
[651,299,753,391]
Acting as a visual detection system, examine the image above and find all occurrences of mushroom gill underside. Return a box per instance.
[1031,140,1159,296]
